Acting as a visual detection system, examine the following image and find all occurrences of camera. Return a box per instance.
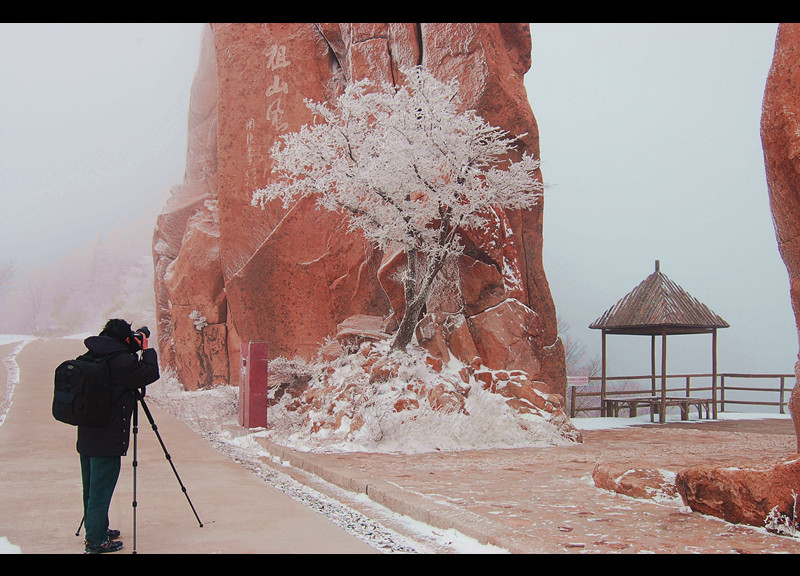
[129,326,150,352]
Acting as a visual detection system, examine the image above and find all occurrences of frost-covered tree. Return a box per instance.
[0,259,18,291]
[253,66,543,352]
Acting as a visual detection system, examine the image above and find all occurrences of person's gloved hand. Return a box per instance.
[134,332,149,350]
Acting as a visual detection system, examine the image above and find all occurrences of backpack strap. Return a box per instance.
[78,350,126,384]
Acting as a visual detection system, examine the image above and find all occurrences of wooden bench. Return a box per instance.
[662,397,712,421]
[604,396,712,422]
[603,396,660,418]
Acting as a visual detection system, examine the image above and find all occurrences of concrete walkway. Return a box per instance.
[0,339,376,554]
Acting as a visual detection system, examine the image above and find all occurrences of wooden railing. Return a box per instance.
[568,372,795,419]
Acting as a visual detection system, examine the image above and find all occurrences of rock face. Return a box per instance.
[153,25,226,388]
[153,23,564,401]
[763,23,800,451]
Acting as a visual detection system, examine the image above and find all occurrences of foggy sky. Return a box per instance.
[0,23,204,269]
[526,23,794,378]
[1,23,794,381]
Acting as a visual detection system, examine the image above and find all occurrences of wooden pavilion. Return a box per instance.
[589,260,729,422]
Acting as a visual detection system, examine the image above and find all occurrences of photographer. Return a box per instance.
[77,319,160,554]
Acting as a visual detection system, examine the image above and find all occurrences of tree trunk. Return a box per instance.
[389,247,449,353]
[390,296,426,352]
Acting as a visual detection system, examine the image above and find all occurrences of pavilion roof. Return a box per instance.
[589,261,729,335]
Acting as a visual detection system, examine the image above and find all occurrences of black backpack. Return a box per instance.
[52,352,121,427]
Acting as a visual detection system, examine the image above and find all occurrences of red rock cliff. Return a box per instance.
[762,23,800,450]
[153,23,565,396]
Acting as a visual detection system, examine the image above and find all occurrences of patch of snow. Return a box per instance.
[189,310,208,331]
[1,336,37,427]
[0,536,21,554]
[571,411,792,431]
[0,335,36,346]
[63,332,93,340]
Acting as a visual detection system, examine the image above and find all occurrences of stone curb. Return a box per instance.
[253,436,564,554]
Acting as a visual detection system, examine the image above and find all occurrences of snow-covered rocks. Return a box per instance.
[263,339,581,454]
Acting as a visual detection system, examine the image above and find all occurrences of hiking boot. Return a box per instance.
[82,530,120,546]
[85,539,124,554]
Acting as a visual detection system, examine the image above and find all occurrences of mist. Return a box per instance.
[0,23,204,335]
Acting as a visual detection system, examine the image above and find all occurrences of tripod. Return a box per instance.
[131,392,203,553]
[76,392,203,553]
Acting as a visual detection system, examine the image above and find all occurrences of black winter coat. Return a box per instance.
[76,335,160,457]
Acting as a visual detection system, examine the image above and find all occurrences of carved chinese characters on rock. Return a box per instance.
[245,44,291,195]
[264,44,290,132]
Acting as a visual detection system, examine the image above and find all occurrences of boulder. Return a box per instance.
[593,463,679,501]
[335,314,390,351]
[675,456,800,527]
[468,298,545,386]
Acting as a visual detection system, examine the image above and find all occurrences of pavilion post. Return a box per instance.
[712,328,718,419]
[650,335,657,396]
[660,329,667,424]
[601,329,607,416]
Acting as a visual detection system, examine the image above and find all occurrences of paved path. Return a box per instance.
[0,339,376,554]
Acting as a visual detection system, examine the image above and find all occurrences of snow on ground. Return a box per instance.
[0,537,20,554]
[0,335,37,428]
[572,411,792,430]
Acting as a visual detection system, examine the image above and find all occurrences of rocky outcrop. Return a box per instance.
[153,24,564,401]
[152,25,228,387]
[763,23,800,451]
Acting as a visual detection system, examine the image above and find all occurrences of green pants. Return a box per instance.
[80,454,121,545]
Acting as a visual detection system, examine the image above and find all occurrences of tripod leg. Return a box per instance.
[138,397,203,528]
[132,398,138,554]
